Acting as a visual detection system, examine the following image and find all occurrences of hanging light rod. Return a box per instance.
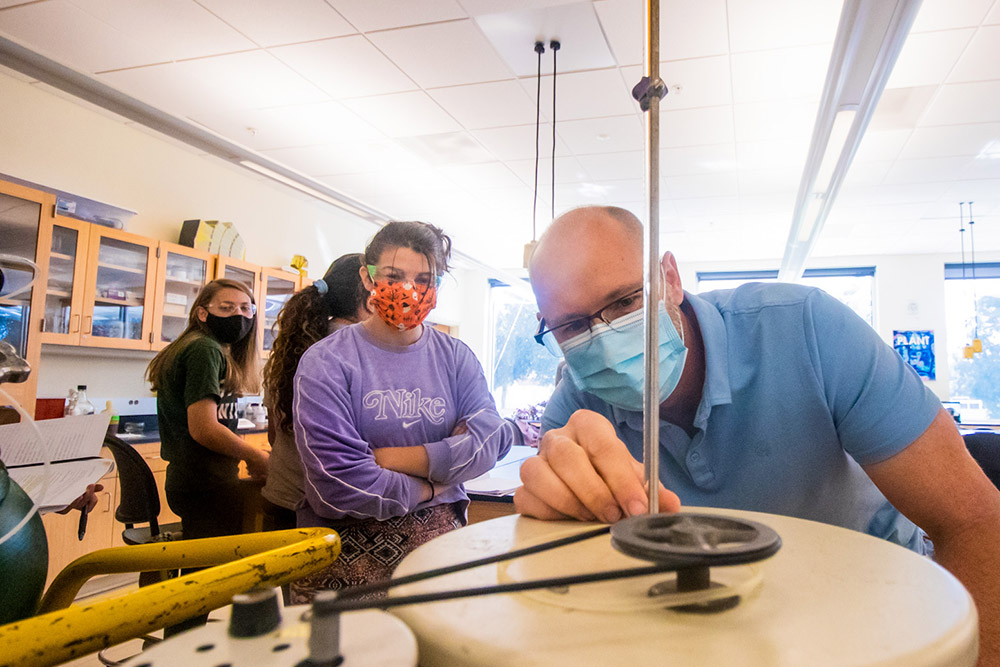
[778,0,923,282]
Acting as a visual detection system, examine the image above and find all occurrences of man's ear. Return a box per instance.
[659,251,684,306]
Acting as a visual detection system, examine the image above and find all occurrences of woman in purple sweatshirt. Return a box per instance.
[291,220,514,601]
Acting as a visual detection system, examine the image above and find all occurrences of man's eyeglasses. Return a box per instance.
[210,301,256,317]
[367,264,442,288]
[534,287,644,355]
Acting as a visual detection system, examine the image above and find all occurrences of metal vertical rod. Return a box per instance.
[643,0,662,514]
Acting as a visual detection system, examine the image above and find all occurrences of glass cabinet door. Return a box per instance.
[82,229,155,349]
[41,217,89,344]
[153,244,212,349]
[262,270,297,352]
[221,264,257,294]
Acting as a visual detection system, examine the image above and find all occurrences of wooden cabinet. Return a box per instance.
[151,242,215,350]
[39,216,91,346]
[80,227,158,350]
[0,180,54,416]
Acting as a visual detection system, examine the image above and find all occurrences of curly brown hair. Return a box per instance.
[263,254,369,433]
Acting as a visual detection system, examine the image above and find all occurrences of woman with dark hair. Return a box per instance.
[261,253,371,529]
[292,221,515,600]
[146,278,268,539]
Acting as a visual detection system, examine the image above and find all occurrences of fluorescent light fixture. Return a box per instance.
[977,140,1000,160]
[779,0,922,282]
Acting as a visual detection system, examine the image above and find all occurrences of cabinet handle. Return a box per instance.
[84,316,92,334]
[71,314,80,333]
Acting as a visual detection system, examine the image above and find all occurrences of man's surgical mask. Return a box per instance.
[561,302,687,412]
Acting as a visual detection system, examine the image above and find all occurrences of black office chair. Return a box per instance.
[103,435,182,545]
[962,432,1000,490]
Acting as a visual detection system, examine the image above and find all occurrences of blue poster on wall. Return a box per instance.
[893,330,935,381]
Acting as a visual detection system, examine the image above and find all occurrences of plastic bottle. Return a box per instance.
[69,385,95,416]
[102,400,119,436]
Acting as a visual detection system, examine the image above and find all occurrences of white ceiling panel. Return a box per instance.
[506,155,591,185]
[986,0,1000,24]
[471,123,565,161]
[909,0,994,32]
[523,69,636,121]
[882,157,972,185]
[885,29,974,89]
[948,25,1000,83]
[962,154,1000,180]
[841,160,892,186]
[367,20,513,88]
[327,0,466,32]
[270,140,423,176]
[396,131,495,164]
[837,182,949,208]
[457,0,580,17]
[737,168,802,195]
[663,172,738,199]
[733,100,817,143]
[577,150,644,181]
[71,0,255,66]
[736,141,808,170]
[730,45,830,104]
[727,0,841,53]
[942,178,1000,203]
[867,86,936,132]
[437,161,524,190]
[98,51,329,118]
[619,56,732,112]
[673,196,742,217]
[554,178,644,208]
[662,143,738,175]
[270,36,417,99]
[899,123,1000,159]
[343,91,461,137]
[593,0,729,67]
[0,0,162,73]
[920,81,1000,126]
[475,2,615,76]
[661,106,734,148]
[191,101,383,151]
[556,114,644,154]
[854,128,913,161]
[429,80,538,130]
[195,0,356,47]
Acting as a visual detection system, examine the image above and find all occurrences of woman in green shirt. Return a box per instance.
[146,278,268,539]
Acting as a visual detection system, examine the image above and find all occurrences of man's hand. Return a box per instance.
[245,448,270,481]
[514,409,680,523]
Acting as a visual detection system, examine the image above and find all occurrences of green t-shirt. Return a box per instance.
[156,334,240,481]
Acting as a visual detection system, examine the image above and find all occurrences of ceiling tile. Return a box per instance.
[909,0,994,32]
[190,101,383,151]
[471,123,565,160]
[837,182,949,208]
[661,106,734,148]
[429,80,538,129]
[899,123,1000,159]
[941,178,1000,206]
[326,0,466,32]
[987,0,1000,24]
[554,178,644,209]
[733,100,817,143]
[736,141,808,169]
[555,114,645,154]
[672,196,742,217]
[437,161,524,190]
[867,86,936,131]
[506,156,591,186]
[663,143,738,175]
[475,2,615,76]
[577,151,644,181]
[521,69,635,121]
[270,140,424,176]
[0,0,161,72]
[841,160,892,186]
[920,81,1000,126]
[619,56,732,111]
[853,128,912,161]
[70,0,255,65]
[367,20,514,88]
[962,154,1000,180]
[195,0,356,47]
[457,0,579,16]
[727,0,841,53]
[593,0,729,67]
[885,29,974,89]
[737,168,802,195]
[882,157,972,184]
[663,172,739,199]
[396,131,495,164]
[948,25,1000,83]
[97,51,329,118]
[270,36,417,99]
[343,91,461,137]
[730,45,830,104]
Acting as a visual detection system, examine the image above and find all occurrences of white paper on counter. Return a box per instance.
[464,445,537,496]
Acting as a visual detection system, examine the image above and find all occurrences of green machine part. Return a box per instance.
[0,462,49,624]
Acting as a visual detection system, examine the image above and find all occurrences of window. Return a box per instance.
[696,267,876,326]
[945,263,1000,423]
[488,281,559,416]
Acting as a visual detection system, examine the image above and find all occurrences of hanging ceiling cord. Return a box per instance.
[550,39,561,221]
[970,201,979,338]
[531,41,545,243]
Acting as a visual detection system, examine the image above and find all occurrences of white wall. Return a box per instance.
[0,69,487,399]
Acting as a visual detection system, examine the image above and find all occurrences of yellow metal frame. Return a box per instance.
[0,528,340,667]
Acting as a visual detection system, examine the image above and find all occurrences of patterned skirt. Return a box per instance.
[291,502,464,604]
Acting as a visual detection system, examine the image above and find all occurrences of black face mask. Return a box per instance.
[205,313,254,345]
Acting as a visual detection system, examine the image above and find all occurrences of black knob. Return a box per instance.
[228,588,281,638]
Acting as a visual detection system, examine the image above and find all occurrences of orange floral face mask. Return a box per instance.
[369,280,437,331]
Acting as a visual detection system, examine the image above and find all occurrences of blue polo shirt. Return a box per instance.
[542,283,943,553]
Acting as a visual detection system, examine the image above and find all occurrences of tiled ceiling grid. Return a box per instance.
[0,0,998,268]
